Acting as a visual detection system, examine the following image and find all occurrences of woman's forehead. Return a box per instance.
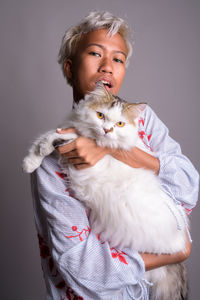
[77,28,127,56]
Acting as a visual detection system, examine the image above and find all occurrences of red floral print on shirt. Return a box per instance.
[96,233,105,244]
[57,282,83,299]
[138,117,153,151]
[96,234,128,265]
[55,171,67,180]
[147,134,152,141]
[66,225,90,241]
[66,287,84,300]
[38,234,84,299]
[38,233,51,259]
[55,171,73,196]
[181,203,193,215]
[110,248,128,265]
[139,118,144,126]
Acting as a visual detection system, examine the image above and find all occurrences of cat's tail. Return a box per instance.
[148,263,188,300]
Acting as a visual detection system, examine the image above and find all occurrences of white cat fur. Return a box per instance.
[23,85,189,293]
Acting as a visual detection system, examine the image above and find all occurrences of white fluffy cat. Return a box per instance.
[23,84,189,300]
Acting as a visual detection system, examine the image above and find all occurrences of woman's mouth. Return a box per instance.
[101,80,112,89]
[96,79,113,91]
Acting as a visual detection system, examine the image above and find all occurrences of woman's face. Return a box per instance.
[66,28,127,102]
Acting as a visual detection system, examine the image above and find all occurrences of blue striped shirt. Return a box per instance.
[31,105,199,299]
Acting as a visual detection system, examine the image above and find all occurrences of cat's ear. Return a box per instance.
[84,82,113,103]
[124,103,147,119]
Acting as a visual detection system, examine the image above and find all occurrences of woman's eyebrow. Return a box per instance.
[85,43,127,58]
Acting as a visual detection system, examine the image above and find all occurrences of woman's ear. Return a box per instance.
[64,59,73,79]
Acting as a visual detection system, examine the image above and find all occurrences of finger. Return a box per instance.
[56,127,77,134]
[68,157,85,164]
[57,140,77,154]
[60,149,78,158]
[75,163,91,170]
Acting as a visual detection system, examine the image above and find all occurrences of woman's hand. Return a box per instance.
[56,128,108,170]
[57,128,160,173]
[140,231,192,271]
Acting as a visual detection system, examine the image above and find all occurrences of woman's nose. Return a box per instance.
[98,57,113,74]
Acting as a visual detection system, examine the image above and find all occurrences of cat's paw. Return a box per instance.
[39,141,54,156]
[22,156,42,173]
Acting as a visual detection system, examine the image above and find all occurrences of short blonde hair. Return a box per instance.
[58,11,133,86]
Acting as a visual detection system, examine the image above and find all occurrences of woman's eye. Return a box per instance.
[113,58,124,64]
[97,112,104,119]
[89,51,101,57]
[116,121,125,127]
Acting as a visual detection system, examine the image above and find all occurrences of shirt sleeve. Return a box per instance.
[143,105,199,212]
[31,152,146,299]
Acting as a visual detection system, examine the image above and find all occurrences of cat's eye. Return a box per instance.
[116,121,125,127]
[96,112,104,119]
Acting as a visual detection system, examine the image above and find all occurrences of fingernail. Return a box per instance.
[56,128,62,132]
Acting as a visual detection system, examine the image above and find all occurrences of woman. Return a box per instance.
[31,11,199,299]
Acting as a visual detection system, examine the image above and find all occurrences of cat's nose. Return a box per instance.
[103,127,113,134]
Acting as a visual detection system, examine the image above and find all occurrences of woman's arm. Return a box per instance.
[32,153,191,288]
[109,146,160,174]
[57,128,192,271]
[141,232,191,271]
[56,128,160,173]
[57,104,199,211]
[142,105,199,211]
[31,153,147,298]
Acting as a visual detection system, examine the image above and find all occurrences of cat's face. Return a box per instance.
[71,85,146,150]
[88,104,136,149]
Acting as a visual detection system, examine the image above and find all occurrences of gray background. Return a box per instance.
[1,0,199,299]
